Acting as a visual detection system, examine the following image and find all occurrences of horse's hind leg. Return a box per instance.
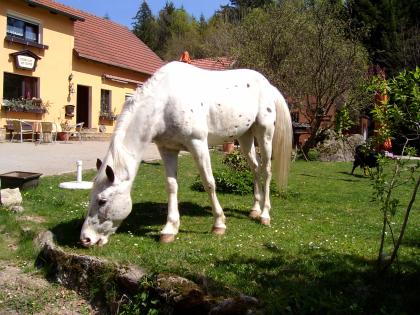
[158,147,180,243]
[188,139,226,234]
[238,132,263,219]
[254,126,274,226]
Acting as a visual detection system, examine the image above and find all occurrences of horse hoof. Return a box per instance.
[212,227,226,235]
[159,234,175,243]
[249,210,261,220]
[260,218,271,226]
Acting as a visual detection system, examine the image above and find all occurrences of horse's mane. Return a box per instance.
[97,67,167,182]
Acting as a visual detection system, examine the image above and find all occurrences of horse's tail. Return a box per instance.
[272,87,293,190]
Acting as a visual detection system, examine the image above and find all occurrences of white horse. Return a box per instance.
[80,61,292,246]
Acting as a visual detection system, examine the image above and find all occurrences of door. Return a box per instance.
[76,85,91,128]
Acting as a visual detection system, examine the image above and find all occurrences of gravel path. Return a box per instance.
[0,141,160,176]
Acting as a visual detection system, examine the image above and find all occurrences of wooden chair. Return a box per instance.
[10,120,35,143]
[39,122,57,144]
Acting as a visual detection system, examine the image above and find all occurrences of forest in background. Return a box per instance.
[132,0,419,75]
[131,0,419,153]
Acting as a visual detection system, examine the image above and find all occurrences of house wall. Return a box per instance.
[0,0,74,127]
[71,58,148,130]
[290,99,337,146]
[0,0,151,132]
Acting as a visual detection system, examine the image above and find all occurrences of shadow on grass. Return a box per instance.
[118,201,250,240]
[299,172,362,182]
[402,231,420,249]
[337,171,369,179]
[50,201,251,246]
[50,217,85,248]
[214,249,420,314]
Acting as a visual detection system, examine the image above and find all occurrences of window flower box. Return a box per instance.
[99,112,117,121]
[1,98,48,114]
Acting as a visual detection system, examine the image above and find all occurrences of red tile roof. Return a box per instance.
[190,57,235,71]
[25,0,84,21]
[27,0,163,75]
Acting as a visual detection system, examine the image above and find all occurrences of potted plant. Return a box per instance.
[223,141,235,153]
[64,104,75,117]
[99,109,117,121]
[57,119,71,141]
[1,98,48,114]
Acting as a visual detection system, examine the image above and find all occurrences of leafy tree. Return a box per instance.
[347,0,420,75]
[201,17,236,57]
[234,0,369,154]
[370,66,420,154]
[216,0,274,23]
[154,1,176,57]
[368,67,420,272]
[161,7,205,60]
[132,0,159,51]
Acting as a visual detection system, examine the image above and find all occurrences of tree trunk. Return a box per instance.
[301,117,323,155]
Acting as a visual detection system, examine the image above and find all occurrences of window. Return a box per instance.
[3,72,39,100]
[7,16,39,43]
[100,89,111,113]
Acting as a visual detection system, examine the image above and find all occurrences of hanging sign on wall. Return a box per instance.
[10,50,41,71]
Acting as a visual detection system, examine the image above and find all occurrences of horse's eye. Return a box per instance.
[98,199,107,206]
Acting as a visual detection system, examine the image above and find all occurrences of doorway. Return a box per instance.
[76,85,91,128]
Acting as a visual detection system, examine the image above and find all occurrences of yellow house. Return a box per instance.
[0,0,163,137]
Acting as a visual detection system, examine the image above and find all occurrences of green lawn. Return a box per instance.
[1,151,419,314]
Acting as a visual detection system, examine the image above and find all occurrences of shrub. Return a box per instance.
[222,150,249,172]
[192,150,280,195]
[192,169,254,195]
[307,148,320,161]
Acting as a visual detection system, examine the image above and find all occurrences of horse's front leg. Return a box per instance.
[188,139,226,234]
[158,147,180,243]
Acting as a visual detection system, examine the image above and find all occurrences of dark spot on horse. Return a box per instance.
[229,135,234,138]
[273,121,276,126]
[248,119,251,122]
[234,85,238,87]
[239,114,242,117]
[247,83,250,88]
[235,125,238,128]
[267,107,272,113]
[246,124,250,127]
[201,102,204,106]
[217,104,221,107]
[191,109,194,113]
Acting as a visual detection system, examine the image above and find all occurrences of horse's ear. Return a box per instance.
[105,165,115,183]
[96,159,102,171]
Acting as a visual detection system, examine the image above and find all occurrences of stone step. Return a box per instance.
[68,132,112,141]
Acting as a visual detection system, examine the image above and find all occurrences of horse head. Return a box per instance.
[80,158,132,247]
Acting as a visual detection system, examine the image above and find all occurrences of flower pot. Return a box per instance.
[223,142,235,153]
[57,132,69,141]
[65,104,75,117]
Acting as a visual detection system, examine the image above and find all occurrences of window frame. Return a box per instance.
[100,89,112,114]
[6,14,42,44]
[3,72,40,100]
